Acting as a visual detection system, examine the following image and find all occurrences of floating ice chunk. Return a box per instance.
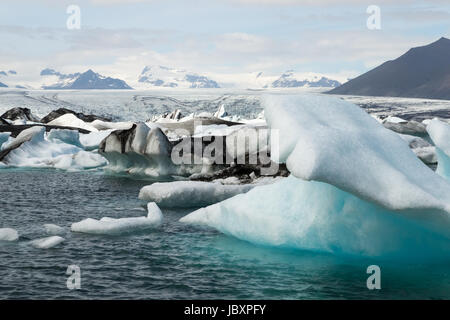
[427,119,450,157]
[1,126,105,170]
[383,117,427,135]
[181,94,450,258]
[43,224,66,235]
[181,176,450,258]
[427,119,450,179]
[193,124,244,137]
[0,132,10,150]
[99,123,177,176]
[47,129,83,148]
[2,126,44,151]
[263,94,450,212]
[48,114,98,132]
[197,111,213,118]
[79,130,114,150]
[146,202,164,223]
[383,116,407,124]
[72,151,107,169]
[30,236,65,249]
[90,120,133,131]
[71,203,163,235]
[0,228,19,241]
[139,181,254,208]
[398,134,437,164]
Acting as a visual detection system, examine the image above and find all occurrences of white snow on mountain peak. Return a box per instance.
[1,65,343,90]
[267,70,341,88]
[138,65,220,89]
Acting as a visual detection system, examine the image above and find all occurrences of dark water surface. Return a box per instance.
[0,170,449,299]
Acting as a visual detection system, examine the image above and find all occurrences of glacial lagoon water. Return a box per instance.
[1,169,449,299]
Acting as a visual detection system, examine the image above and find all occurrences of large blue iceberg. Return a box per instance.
[181,95,450,259]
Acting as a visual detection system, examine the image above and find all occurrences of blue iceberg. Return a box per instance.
[181,95,450,259]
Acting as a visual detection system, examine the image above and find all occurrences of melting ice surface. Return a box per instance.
[71,202,163,235]
[181,95,450,259]
[427,119,450,179]
[139,181,254,208]
[30,236,65,249]
[1,126,106,170]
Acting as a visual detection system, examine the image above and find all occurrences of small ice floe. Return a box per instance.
[139,180,254,208]
[398,133,437,164]
[90,120,134,131]
[382,116,427,135]
[71,202,163,235]
[0,228,19,241]
[30,236,65,249]
[43,224,66,236]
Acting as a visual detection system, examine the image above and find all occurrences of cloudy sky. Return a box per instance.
[0,0,449,87]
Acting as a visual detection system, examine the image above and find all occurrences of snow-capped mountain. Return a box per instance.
[0,69,25,88]
[41,69,132,90]
[0,70,17,76]
[138,66,220,88]
[266,71,341,88]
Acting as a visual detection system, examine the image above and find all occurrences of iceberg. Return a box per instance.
[398,134,437,164]
[47,129,83,148]
[43,224,66,236]
[0,228,19,241]
[30,236,65,249]
[427,119,450,179]
[0,132,10,150]
[99,123,176,177]
[382,117,427,135]
[47,113,98,132]
[263,95,450,212]
[79,130,114,150]
[0,126,106,170]
[90,119,133,131]
[71,202,163,235]
[181,95,450,258]
[139,180,254,208]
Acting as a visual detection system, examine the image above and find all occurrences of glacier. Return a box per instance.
[181,94,450,259]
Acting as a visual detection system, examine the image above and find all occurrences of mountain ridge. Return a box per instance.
[41,69,132,90]
[328,37,450,100]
